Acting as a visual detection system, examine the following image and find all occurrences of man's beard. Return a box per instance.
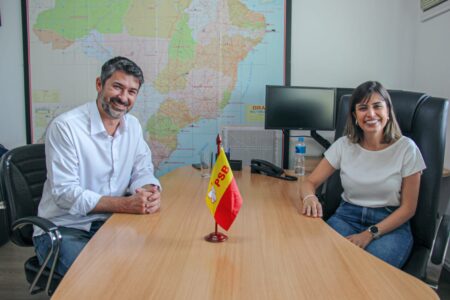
[100,96,130,119]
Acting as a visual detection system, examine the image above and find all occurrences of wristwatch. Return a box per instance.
[368,225,380,239]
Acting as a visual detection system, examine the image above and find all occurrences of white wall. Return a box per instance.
[291,0,417,89]
[291,0,419,155]
[413,4,450,268]
[290,0,419,156]
[0,0,27,149]
[291,0,450,169]
[413,9,450,168]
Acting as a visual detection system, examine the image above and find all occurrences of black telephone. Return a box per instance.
[250,159,297,181]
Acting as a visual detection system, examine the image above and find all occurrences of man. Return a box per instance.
[33,56,161,276]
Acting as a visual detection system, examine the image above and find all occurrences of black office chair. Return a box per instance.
[320,91,450,288]
[0,144,10,247]
[0,143,62,295]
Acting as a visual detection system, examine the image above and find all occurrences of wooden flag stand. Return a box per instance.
[205,134,228,243]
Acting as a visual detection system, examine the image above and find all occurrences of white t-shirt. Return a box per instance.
[324,136,426,207]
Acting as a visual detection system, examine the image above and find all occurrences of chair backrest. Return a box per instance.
[323,91,448,250]
[0,144,46,246]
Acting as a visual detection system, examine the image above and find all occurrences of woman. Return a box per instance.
[301,81,425,268]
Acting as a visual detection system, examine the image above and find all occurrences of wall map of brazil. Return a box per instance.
[26,0,285,176]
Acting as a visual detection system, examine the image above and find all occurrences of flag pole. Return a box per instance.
[205,134,228,243]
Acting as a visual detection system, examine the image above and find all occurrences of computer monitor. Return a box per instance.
[264,85,336,131]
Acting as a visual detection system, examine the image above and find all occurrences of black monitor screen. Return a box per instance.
[264,85,336,130]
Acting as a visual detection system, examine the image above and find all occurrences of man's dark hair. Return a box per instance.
[100,56,144,87]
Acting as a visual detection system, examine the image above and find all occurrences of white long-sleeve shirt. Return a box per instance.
[35,102,160,236]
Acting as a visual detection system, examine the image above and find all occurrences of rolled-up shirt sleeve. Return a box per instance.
[46,120,102,216]
[129,127,161,193]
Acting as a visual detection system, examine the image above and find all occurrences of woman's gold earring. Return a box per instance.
[355,119,358,126]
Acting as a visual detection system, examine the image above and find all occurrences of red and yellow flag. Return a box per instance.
[205,147,243,231]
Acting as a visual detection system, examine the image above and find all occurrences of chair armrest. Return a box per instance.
[431,214,450,265]
[12,216,62,296]
[11,216,59,247]
[12,216,58,233]
[425,214,450,288]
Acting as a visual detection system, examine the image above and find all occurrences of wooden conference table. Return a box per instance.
[52,166,437,299]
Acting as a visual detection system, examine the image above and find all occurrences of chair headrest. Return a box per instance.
[388,91,428,133]
[340,91,428,134]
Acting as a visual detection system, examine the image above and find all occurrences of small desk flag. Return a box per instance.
[205,147,243,231]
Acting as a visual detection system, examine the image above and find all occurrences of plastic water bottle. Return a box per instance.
[294,137,306,176]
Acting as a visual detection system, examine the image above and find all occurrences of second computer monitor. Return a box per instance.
[265,85,336,131]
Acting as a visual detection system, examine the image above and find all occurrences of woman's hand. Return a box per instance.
[300,159,334,218]
[346,231,373,248]
[301,195,323,218]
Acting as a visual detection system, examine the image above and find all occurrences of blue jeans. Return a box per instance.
[33,221,105,276]
[327,201,413,268]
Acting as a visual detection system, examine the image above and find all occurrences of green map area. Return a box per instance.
[29,0,284,176]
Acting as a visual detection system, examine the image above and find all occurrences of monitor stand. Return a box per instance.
[282,129,290,169]
[310,130,331,150]
[281,129,332,169]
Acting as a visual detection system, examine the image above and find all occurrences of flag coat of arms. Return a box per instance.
[205,148,243,230]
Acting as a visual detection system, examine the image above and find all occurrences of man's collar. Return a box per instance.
[89,101,128,136]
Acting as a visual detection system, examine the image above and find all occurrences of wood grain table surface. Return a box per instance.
[51,165,437,299]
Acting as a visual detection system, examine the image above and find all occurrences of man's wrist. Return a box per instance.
[149,184,160,192]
